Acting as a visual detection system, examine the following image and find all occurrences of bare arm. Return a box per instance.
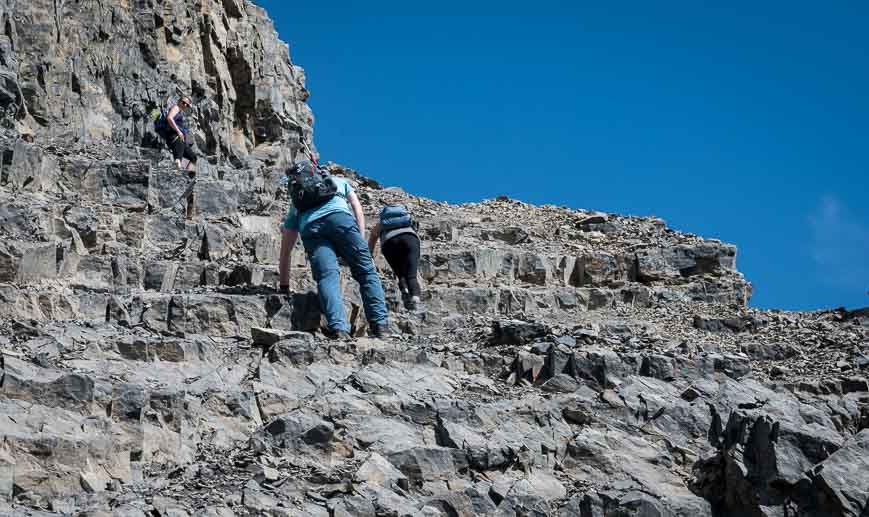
[279,228,299,289]
[348,192,366,235]
[368,223,381,256]
[167,105,184,140]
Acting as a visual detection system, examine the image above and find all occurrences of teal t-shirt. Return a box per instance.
[282,177,354,233]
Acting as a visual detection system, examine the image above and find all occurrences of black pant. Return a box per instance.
[382,233,421,297]
[165,133,197,164]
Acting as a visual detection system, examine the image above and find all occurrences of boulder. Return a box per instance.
[490,319,548,346]
[800,429,869,517]
[256,410,335,450]
[355,452,410,491]
[387,447,468,486]
[691,409,845,515]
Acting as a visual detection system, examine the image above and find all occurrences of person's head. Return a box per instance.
[178,96,193,110]
[288,159,316,179]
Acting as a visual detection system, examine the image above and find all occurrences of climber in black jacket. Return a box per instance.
[368,204,422,311]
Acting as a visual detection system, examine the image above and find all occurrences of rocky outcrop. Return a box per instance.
[0,0,314,165]
[0,1,867,516]
[0,151,863,517]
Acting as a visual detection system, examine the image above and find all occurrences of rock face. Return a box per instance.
[0,0,314,165]
[0,1,868,516]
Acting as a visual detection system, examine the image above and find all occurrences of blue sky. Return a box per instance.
[256,1,869,311]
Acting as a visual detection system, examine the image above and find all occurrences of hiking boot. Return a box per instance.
[369,323,391,339]
[323,328,351,340]
[404,295,422,311]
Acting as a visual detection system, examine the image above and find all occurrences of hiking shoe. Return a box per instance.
[323,328,351,340]
[404,295,422,311]
[369,323,391,339]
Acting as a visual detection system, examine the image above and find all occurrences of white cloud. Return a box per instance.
[808,195,869,291]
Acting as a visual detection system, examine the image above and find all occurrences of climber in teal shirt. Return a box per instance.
[278,163,389,340]
[281,176,355,233]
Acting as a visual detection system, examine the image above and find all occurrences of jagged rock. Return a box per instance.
[268,338,326,367]
[256,410,335,450]
[167,294,267,337]
[0,241,57,284]
[575,211,609,227]
[290,291,323,331]
[355,452,410,491]
[541,373,579,393]
[721,353,753,379]
[741,341,799,361]
[694,314,768,333]
[540,343,576,382]
[242,485,280,515]
[109,383,148,423]
[490,319,548,345]
[517,253,551,285]
[843,307,869,326]
[1,357,95,409]
[7,141,58,192]
[574,347,630,388]
[193,181,240,220]
[841,376,869,394]
[691,409,845,515]
[640,354,676,381]
[799,429,869,517]
[572,251,628,287]
[328,495,377,517]
[65,207,99,249]
[511,351,546,383]
[251,327,312,347]
[494,471,566,502]
[387,447,469,486]
[563,405,594,426]
[0,399,134,498]
[481,226,529,245]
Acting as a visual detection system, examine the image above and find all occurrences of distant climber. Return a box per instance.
[155,95,197,172]
[368,204,422,311]
[278,160,390,339]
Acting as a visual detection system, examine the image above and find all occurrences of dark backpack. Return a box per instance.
[152,105,170,135]
[288,160,338,212]
[152,99,188,137]
[379,204,413,233]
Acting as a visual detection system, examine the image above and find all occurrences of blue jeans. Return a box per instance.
[301,211,389,333]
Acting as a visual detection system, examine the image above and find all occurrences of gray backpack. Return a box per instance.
[379,204,413,232]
